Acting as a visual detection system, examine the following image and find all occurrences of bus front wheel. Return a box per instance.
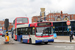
[44,42,48,44]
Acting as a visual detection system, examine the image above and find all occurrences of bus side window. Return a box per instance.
[18,31,20,35]
[14,29,16,35]
[49,27,51,34]
[17,28,21,35]
[32,27,35,35]
[25,27,29,35]
[28,27,31,35]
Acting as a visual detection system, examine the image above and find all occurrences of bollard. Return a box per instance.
[5,30,9,44]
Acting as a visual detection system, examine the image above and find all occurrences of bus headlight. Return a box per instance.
[36,37,40,40]
[36,37,43,40]
[52,36,54,39]
[35,37,45,40]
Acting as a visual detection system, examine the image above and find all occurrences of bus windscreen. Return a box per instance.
[36,27,51,36]
[17,18,28,23]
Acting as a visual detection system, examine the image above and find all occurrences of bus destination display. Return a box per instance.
[37,23,51,26]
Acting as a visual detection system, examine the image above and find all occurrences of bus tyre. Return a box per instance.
[15,39,17,41]
[14,39,17,41]
[29,38,32,44]
[21,39,23,43]
[44,42,48,44]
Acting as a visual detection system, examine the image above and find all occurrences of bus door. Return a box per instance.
[17,28,22,42]
[13,29,16,40]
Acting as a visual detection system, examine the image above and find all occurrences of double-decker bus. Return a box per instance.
[12,17,29,40]
[17,22,54,44]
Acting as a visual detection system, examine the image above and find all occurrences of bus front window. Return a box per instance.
[17,18,28,23]
[36,27,51,36]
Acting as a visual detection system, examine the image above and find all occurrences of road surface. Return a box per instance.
[0,36,75,50]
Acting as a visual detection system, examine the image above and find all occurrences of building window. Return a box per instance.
[49,16,50,18]
[71,21,75,26]
[0,24,1,26]
[49,19,50,21]
[72,15,73,17]
[51,15,52,18]
[72,15,73,20]
[51,19,52,21]
[68,16,70,20]
[11,24,13,25]
[56,15,58,16]
[53,15,54,18]
[63,15,65,17]
[3,24,4,26]
[55,15,56,17]
[72,19,74,20]
[34,19,36,21]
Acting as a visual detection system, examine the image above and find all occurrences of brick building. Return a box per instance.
[32,11,75,23]
[0,21,13,31]
[32,11,75,36]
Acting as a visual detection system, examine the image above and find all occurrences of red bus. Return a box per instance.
[17,22,54,44]
[0,30,3,35]
[12,17,29,40]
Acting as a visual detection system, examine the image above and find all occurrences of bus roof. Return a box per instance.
[16,22,53,28]
[30,22,53,27]
[15,17,28,19]
[13,17,29,21]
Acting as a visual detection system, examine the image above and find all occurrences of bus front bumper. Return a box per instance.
[35,39,54,43]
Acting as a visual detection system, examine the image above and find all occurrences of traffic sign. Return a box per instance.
[67,21,70,25]
[68,26,71,29]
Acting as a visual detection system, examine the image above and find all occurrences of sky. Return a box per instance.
[0,0,75,23]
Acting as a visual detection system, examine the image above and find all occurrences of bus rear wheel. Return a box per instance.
[14,39,17,41]
[44,42,48,44]
[21,39,23,43]
[29,38,32,44]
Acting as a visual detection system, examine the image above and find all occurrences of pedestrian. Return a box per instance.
[69,29,74,42]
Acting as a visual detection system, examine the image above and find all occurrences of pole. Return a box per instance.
[4,19,9,44]
[3,19,4,34]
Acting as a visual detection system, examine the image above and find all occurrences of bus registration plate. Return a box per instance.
[22,35,29,39]
[43,40,48,42]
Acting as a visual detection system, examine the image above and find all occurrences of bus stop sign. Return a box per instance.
[67,21,70,25]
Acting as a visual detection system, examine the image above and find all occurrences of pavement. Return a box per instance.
[0,35,75,50]
[54,36,75,43]
[0,34,20,44]
[1,34,75,44]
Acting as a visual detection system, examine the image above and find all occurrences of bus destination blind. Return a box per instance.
[37,23,51,26]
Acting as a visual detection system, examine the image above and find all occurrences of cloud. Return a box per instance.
[0,0,75,23]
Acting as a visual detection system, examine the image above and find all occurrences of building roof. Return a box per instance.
[47,20,75,22]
